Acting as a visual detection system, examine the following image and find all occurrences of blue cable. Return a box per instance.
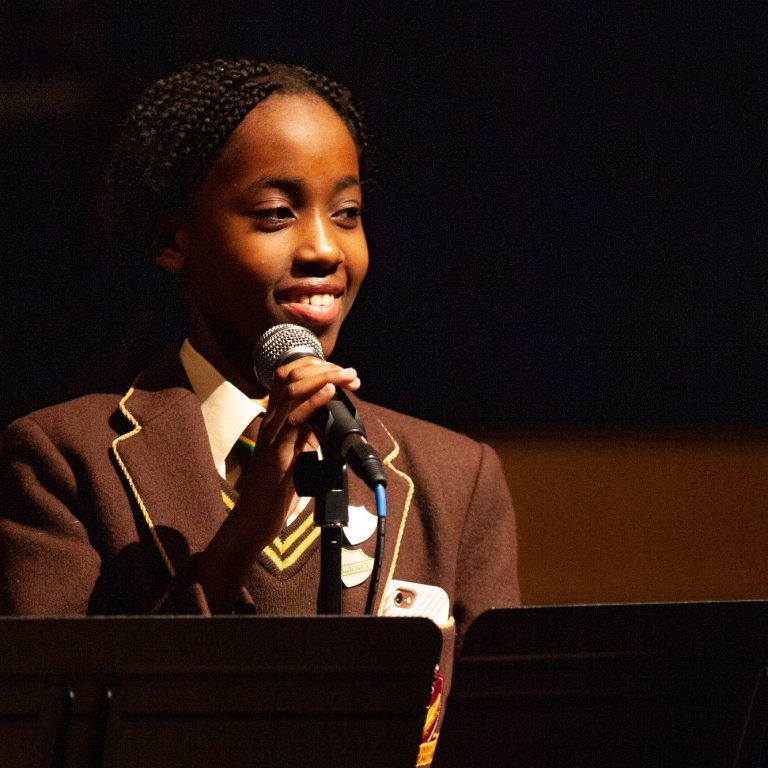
[366,482,387,614]
[374,482,387,518]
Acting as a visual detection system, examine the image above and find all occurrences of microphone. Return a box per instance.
[253,324,387,490]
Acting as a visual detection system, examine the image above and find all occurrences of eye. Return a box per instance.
[332,205,362,229]
[251,207,295,231]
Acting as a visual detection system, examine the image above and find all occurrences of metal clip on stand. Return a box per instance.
[293,452,348,615]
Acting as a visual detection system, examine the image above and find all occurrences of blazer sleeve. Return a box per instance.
[0,416,102,614]
[147,555,257,616]
[452,441,520,650]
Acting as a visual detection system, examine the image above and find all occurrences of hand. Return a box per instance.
[196,357,360,612]
[253,356,361,494]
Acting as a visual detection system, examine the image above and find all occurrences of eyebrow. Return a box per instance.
[243,175,361,195]
[333,175,361,193]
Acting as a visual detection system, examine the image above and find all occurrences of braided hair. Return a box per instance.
[105,59,371,263]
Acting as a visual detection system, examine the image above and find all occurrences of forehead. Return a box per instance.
[212,92,360,181]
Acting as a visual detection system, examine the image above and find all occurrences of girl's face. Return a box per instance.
[158,92,368,389]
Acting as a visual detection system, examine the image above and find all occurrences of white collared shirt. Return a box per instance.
[179,339,308,524]
[179,339,267,483]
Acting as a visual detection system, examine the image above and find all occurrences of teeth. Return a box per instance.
[297,294,334,307]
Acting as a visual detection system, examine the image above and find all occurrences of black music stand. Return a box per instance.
[435,601,768,768]
[0,615,441,768]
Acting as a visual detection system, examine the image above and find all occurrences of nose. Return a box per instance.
[293,211,342,273]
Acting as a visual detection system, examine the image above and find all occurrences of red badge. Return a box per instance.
[417,665,443,766]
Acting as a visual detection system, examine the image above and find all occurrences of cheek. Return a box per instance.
[348,236,369,285]
[183,237,280,295]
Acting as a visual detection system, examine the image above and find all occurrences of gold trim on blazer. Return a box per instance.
[375,418,415,615]
[112,386,177,578]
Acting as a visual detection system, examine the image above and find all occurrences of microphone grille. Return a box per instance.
[253,323,324,390]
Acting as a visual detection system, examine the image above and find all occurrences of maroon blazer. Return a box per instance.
[0,348,519,693]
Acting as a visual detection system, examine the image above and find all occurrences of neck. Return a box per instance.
[186,308,266,399]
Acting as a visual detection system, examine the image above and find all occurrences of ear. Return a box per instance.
[154,220,189,275]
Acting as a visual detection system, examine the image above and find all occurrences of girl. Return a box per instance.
[0,59,519,760]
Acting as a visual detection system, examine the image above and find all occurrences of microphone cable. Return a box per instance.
[365,482,387,615]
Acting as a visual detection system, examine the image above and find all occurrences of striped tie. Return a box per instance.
[236,415,261,456]
[231,416,261,491]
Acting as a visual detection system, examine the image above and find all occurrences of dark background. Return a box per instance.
[1,1,766,433]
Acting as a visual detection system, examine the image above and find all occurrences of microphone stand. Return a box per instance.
[293,452,348,615]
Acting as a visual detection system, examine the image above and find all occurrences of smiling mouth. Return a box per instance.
[277,290,341,307]
[277,291,342,324]
[292,293,336,307]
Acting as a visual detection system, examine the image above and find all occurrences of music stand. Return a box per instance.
[0,615,441,768]
[435,601,768,767]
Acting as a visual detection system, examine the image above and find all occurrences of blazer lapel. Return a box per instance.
[111,351,227,576]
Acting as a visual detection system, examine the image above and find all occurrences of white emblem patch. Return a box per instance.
[343,504,377,546]
[340,547,375,588]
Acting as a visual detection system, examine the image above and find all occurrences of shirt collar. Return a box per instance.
[179,339,267,478]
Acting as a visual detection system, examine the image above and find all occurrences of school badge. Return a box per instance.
[340,546,374,587]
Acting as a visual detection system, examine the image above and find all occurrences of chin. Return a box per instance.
[317,330,340,360]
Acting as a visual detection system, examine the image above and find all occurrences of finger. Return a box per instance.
[270,364,358,408]
[276,355,329,378]
[284,381,340,429]
[258,367,350,441]
[262,375,348,439]
[274,357,352,386]
[274,355,361,386]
